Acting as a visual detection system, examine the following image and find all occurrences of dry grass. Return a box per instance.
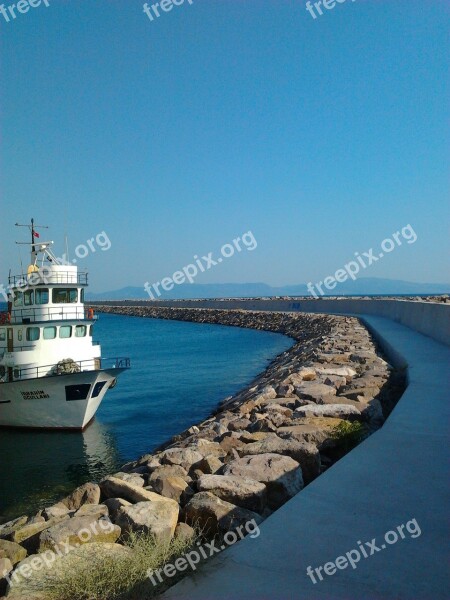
[42,530,199,600]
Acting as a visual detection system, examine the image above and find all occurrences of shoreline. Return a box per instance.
[0,307,406,598]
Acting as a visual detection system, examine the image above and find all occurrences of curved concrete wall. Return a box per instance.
[95,299,450,347]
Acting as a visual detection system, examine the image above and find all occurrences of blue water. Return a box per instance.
[0,313,291,521]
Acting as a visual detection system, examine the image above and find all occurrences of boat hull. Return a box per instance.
[0,369,124,430]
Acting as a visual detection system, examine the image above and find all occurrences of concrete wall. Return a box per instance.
[94,299,450,347]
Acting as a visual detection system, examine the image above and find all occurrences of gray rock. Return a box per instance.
[6,517,66,554]
[238,435,320,483]
[294,404,361,419]
[104,498,132,521]
[174,522,195,543]
[148,464,191,483]
[100,476,179,505]
[74,504,109,520]
[60,482,101,511]
[0,540,27,566]
[115,500,178,542]
[112,472,145,487]
[184,492,262,535]
[39,516,120,552]
[315,366,357,381]
[158,448,203,471]
[196,455,223,475]
[294,382,337,402]
[0,557,13,596]
[151,476,194,505]
[197,475,266,513]
[0,517,28,541]
[223,453,303,509]
[42,503,71,520]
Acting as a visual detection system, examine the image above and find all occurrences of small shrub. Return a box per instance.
[330,421,367,453]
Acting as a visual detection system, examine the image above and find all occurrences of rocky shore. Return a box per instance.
[0,307,406,599]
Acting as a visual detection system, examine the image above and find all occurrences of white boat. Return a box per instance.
[0,220,130,430]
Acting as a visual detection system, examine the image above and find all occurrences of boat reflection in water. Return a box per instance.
[0,419,122,523]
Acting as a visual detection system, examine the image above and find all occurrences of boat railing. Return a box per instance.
[8,271,88,286]
[0,356,130,383]
[10,307,97,324]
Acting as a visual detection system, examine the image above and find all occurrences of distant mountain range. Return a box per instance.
[87,278,450,301]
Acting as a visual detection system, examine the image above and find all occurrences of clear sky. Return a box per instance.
[1,0,449,292]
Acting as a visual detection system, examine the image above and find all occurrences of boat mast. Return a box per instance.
[15,219,49,265]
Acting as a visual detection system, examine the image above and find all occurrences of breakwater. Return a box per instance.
[0,307,405,598]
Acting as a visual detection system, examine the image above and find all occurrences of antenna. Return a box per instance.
[15,219,49,263]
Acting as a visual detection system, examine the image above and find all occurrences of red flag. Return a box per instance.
[33,231,40,238]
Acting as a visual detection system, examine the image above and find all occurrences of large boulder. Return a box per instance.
[158,448,203,471]
[148,464,191,484]
[39,516,120,552]
[60,482,101,511]
[294,404,361,420]
[196,455,223,475]
[74,504,109,520]
[112,472,145,488]
[184,492,262,535]
[238,436,320,483]
[5,517,66,554]
[100,476,178,505]
[315,366,357,382]
[197,475,266,513]
[150,476,194,505]
[0,517,28,541]
[294,382,336,402]
[0,558,13,597]
[115,501,179,542]
[104,498,132,521]
[185,439,226,459]
[42,503,71,520]
[0,540,27,566]
[223,453,303,509]
[277,417,344,448]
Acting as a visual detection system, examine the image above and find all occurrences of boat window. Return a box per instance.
[59,326,72,339]
[35,288,49,305]
[65,384,91,401]
[14,292,23,307]
[24,290,34,306]
[43,326,57,340]
[89,325,93,336]
[26,327,40,341]
[17,329,23,342]
[75,325,87,337]
[80,289,85,303]
[0,329,5,342]
[52,288,78,304]
[92,381,106,398]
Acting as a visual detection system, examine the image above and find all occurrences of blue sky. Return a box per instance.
[1,0,449,292]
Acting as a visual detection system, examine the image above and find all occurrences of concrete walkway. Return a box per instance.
[163,315,450,599]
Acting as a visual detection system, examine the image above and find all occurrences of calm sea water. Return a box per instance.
[0,313,291,521]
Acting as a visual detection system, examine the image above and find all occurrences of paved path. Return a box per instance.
[163,315,450,600]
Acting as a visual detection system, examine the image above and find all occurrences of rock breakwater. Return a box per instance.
[0,306,406,598]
